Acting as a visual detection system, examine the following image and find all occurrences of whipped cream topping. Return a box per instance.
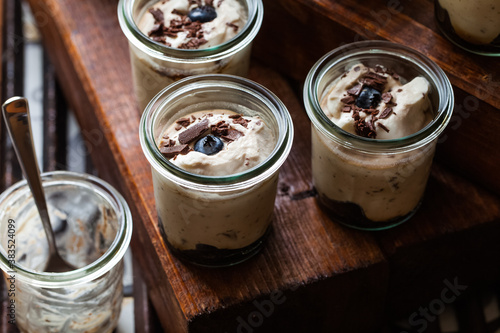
[159,110,275,176]
[321,64,433,140]
[138,0,247,49]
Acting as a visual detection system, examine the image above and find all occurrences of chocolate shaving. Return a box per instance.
[342,106,352,113]
[381,92,392,104]
[160,139,176,148]
[353,66,361,72]
[360,72,387,91]
[221,128,244,142]
[226,22,239,32]
[228,114,242,119]
[378,123,390,133]
[354,118,376,139]
[179,37,207,49]
[178,118,209,144]
[160,144,190,158]
[176,117,191,128]
[232,117,250,128]
[149,8,165,24]
[379,107,393,119]
[211,120,229,136]
[340,95,356,104]
[347,83,363,96]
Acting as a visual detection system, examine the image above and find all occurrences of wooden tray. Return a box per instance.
[25,0,500,331]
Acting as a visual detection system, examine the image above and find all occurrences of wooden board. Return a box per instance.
[25,0,500,331]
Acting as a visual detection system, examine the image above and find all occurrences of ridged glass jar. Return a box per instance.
[118,0,264,111]
[0,171,133,332]
[140,74,293,266]
[303,41,454,230]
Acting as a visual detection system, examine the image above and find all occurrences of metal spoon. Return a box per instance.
[2,96,75,272]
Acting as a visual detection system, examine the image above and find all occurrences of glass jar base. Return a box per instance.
[158,222,271,267]
[318,194,420,231]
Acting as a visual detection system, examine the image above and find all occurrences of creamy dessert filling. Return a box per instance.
[438,0,500,45]
[321,63,433,140]
[315,63,436,224]
[138,0,247,49]
[158,110,275,176]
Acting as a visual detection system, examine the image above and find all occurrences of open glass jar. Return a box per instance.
[435,0,500,56]
[140,74,293,267]
[303,41,454,230]
[118,0,264,111]
[0,171,133,332]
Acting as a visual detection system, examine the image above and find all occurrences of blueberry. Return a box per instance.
[194,135,224,155]
[187,5,217,23]
[356,87,382,109]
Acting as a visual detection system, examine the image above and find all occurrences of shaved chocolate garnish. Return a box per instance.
[232,117,250,128]
[378,123,390,133]
[179,37,207,49]
[175,124,182,131]
[160,139,176,148]
[353,66,361,72]
[221,128,244,142]
[228,114,242,119]
[393,73,400,80]
[176,117,191,128]
[379,107,393,119]
[381,92,392,104]
[226,22,239,32]
[149,8,165,24]
[160,144,190,158]
[179,118,209,144]
[360,72,387,91]
[347,83,363,96]
[205,0,214,6]
[397,88,403,92]
[341,95,356,104]
[342,106,352,113]
[211,120,229,136]
[354,118,376,138]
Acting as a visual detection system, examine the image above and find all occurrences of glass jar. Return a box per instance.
[118,0,264,111]
[0,171,133,332]
[139,74,293,267]
[303,41,454,230]
[435,0,500,56]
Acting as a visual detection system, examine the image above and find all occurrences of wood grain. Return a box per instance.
[25,0,500,331]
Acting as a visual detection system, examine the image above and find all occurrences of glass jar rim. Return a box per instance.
[139,74,294,190]
[117,0,264,62]
[303,40,454,153]
[0,171,133,288]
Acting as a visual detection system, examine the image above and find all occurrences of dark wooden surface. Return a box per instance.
[19,0,500,332]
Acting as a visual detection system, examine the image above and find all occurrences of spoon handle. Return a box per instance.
[2,97,58,256]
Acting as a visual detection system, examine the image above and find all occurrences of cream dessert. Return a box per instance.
[437,0,500,45]
[153,109,278,264]
[315,63,436,225]
[158,110,274,175]
[121,0,256,111]
[138,0,247,49]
